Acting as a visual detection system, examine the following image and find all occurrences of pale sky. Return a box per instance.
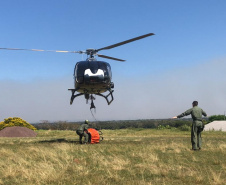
[0,0,226,123]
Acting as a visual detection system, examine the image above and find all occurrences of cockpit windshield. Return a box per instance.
[74,61,112,83]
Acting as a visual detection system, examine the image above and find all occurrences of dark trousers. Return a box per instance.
[191,121,203,149]
[76,130,88,143]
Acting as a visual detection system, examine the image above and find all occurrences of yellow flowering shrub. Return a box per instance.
[0,117,36,131]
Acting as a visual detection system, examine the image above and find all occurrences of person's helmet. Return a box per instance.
[85,120,89,124]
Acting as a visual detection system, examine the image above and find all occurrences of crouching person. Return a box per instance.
[76,120,89,144]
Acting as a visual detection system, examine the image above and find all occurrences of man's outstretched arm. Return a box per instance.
[172,108,193,119]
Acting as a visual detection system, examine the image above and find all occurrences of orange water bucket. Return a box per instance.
[87,128,101,144]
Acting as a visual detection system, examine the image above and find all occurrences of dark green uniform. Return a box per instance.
[76,123,89,144]
[177,106,207,150]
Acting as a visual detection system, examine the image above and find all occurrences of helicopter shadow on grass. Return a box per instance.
[37,138,80,144]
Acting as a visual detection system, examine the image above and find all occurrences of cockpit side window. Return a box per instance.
[106,63,112,79]
[75,62,89,83]
[74,64,77,78]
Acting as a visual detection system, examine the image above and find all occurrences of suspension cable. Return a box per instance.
[90,108,102,130]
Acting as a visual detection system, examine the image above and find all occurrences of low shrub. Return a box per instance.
[178,124,191,131]
[0,117,37,131]
[157,125,173,130]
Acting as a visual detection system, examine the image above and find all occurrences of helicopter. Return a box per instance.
[0,33,155,109]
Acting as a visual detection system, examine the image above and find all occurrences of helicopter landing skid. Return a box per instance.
[96,89,114,105]
[68,88,114,106]
[68,88,84,105]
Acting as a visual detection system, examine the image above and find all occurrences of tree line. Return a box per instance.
[32,119,193,130]
[32,115,225,131]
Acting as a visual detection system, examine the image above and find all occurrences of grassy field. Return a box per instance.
[0,129,225,185]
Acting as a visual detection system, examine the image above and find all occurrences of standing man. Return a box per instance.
[172,101,207,150]
[76,120,89,144]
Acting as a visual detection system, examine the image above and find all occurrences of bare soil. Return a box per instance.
[0,126,37,137]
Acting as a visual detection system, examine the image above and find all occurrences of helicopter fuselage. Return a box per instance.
[68,60,115,106]
[74,60,113,94]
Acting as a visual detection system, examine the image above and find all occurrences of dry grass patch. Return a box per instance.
[0,129,225,185]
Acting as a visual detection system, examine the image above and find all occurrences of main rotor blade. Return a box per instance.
[97,33,155,51]
[97,54,125,62]
[0,47,81,53]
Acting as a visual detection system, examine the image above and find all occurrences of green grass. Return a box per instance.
[0,129,225,185]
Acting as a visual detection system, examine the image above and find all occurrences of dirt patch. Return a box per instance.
[0,126,37,137]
